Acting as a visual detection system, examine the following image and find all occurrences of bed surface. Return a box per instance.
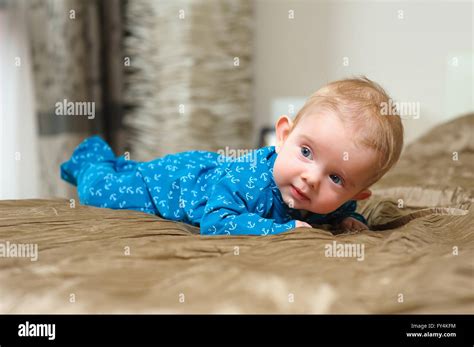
[0,115,472,313]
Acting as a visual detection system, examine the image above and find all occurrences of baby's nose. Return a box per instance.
[303,172,321,190]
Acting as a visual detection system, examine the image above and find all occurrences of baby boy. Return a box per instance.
[60,77,404,235]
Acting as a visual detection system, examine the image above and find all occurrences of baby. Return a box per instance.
[60,77,403,235]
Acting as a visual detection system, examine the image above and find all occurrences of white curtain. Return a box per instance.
[0,0,40,199]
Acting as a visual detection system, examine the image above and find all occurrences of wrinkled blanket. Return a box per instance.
[0,115,472,313]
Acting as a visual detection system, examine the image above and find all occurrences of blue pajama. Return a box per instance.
[60,135,367,235]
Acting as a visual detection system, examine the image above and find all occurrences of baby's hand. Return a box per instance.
[339,217,369,233]
[295,220,312,228]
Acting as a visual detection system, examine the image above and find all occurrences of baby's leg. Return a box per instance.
[77,160,157,215]
[62,135,157,215]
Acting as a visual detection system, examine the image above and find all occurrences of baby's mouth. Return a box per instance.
[290,185,310,201]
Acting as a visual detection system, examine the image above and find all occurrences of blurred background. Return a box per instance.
[0,0,472,200]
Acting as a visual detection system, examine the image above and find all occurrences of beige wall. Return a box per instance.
[253,0,473,147]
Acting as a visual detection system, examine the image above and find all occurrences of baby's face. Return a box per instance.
[273,113,376,214]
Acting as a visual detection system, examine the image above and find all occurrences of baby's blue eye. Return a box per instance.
[300,146,312,159]
[330,174,343,186]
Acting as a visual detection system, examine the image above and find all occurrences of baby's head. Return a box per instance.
[273,76,404,214]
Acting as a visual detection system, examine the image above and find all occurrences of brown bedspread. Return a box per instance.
[0,115,473,313]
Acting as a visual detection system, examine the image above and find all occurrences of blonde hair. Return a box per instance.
[292,76,404,188]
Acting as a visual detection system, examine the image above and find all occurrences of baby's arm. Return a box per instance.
[295,220,312,228]
[299,201,367,231]
[201,209,296,235]
[200,174,300,235]
[321,200,367,224]
[339,216,368,232]
[324,200,369,231]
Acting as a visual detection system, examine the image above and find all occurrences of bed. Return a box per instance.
[0,114,472,313]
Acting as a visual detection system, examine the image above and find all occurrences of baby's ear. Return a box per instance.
[274,115,293,152]
[353,189,372,200]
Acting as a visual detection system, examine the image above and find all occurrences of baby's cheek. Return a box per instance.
[312,194,345,214]
[272,162,284,186]
[285,157,302,176]
[275,157,294,183]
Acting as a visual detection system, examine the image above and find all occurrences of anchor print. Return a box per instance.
[246,177,256,189]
